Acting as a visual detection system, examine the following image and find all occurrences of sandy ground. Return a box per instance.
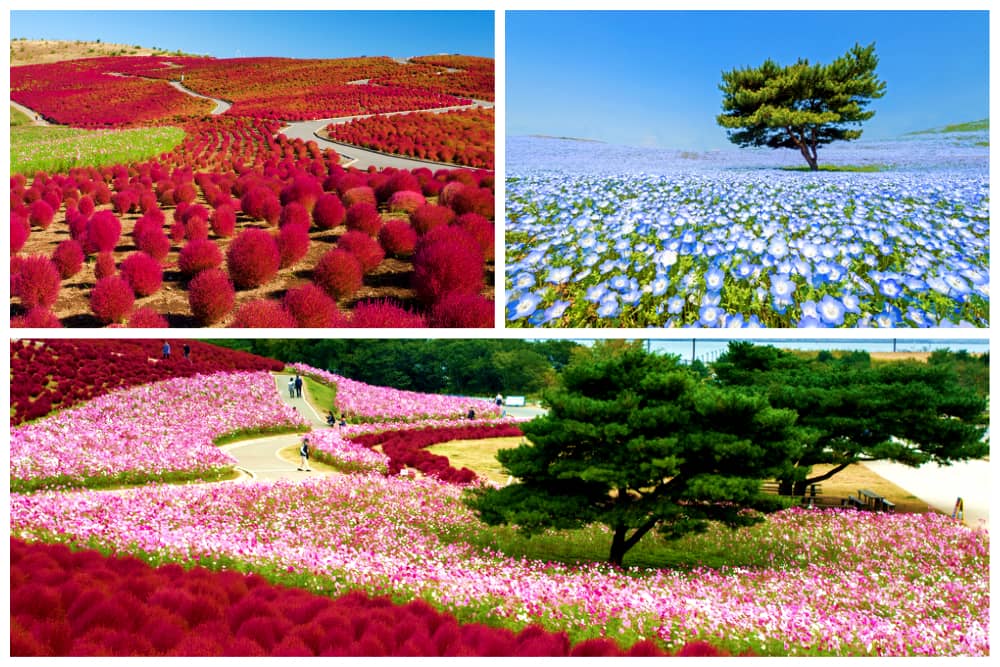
[862,459,990,531]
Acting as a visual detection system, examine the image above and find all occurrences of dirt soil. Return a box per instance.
[11,39,202,66]
[14,198,494,328]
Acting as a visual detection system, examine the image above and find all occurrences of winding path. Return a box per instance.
[10,100,52,126]
[169,80,232,115]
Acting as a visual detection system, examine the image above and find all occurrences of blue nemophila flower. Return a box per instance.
[705,267,725,291]
[878,279,902,298]
[596,295,620,318]
[513,273,535,290]
[800,300,819,319]
[585,283,608,303]
[546,266,573,284]
[818,295,846,326]
[797,314,824,328]
[508,292,543,320]
[650,275,669,297]
[609,275,630,292]
[841,293,861,314]
[770,273,796,299]
[540,300,571,324]
[667,296,684,314]
[621,289,642,305]
[699,304,721,327]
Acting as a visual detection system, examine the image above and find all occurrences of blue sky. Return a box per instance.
[507,11,989,150]
[10,11,493,60]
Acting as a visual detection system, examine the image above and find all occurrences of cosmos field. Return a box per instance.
[505,133,988,328]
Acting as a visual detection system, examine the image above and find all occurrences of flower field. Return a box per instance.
[10,338,283,425]
[12,538,701,657]
[11,115,495,327]
[326,107,495,169]
[373,54,495,102]
[11,125,185,176]
[10,371,306,492]
[506,135,988,328]
[291,363,501,420]
[11,475,988,656]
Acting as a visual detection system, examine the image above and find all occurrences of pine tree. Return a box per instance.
[717,43,887,170]
[465,342,806,567]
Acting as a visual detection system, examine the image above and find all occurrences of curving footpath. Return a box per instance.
[10,99,52,125]
[169,80,231,115]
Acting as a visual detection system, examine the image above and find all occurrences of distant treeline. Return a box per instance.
[214,339,582,397]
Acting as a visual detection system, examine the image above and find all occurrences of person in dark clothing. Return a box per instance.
[162,341,171,359]
[298,435,311,471]
[294,375,303,398]
[183,343,191,360]
[466,408,475,420]
[326,410,336,426]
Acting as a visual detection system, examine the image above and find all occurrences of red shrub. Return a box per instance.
[241,186,282,225]
[185,216,210,242]
[277,224,311,269]
[136,229,171,262]
[173,181,198,205]
[337,230,384,273]
[94,252,117,280]
[226,229,280,289]
[77,195,95,216]
[452,187,495,220]
[280,175,323,213]
[312,194,345,230]
[342,186,376,208]
[120,253,163,297]
[29,199,56,230]
[410,204,455,235]
[111,190,138,216]
[11,214,30,253]
[387,190,426,216]
[279,202,311,230]
[128,307,170,328]
[344,203,383,237]
[11,307,62,328]
[412,238,484,304]
[170,220,187,243]
[178,239,223,278]
[377,170,422,202]
[90,276,135,324]
[430,292,493,328]
[188,269,235,324]
[437,181,466,207]
[350,300,427,328]
[312,249,363,300]
[282,284,347,328]
[86,211,122,253]
[229,299,297,328]
[52,240,85,279]
[210,204,237,238]
[378,220,418,257]
[454,213,494,261]
[13,255,61,309]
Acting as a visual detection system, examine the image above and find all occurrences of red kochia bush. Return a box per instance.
[452,187,495,220]
[178,239,224,278]
[226,229,280,289]
[128,307,170,328]
[312,193,345,230]
[337,230,384,273]
[13,255,62,309]
[188,269,235,325]
[349,300,427,328]
[279,202,311,230]
[120,252,163,296]
[94,252,117,280]
[90,275,135,324]
[430,292,494,328]
[229,299,297,328]
[344,203,383,237]
[378,220,418,257]
[342,186,376,208]
[387,190,426,215]
[86,211,123,253]
[11,215,30,253]
[411,238,484,304]
[241,186,282,225]
[210,204,237,238]
[282,284,347,328]
[454,213,494,261]
[11,307,62,328]
[410,204,455,235]
[312,249,363,300]
[51,240,85,279]
[29,199,55,229]
[277,224,310,268]
[280,175,323,213]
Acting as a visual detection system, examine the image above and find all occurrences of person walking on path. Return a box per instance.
[298,434,312,471]
[288,377,296,398]
[162,341,171,359]
[183,343,191,360]
[294,375,304,398]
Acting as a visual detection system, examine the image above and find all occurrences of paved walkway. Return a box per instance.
[169,80,231,115]
[10,100,52,125]
[862,459,990,531]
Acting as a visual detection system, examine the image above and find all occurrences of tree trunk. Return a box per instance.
[609,525,628,567]
[799,144,818,171]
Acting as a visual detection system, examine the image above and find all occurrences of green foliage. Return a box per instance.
[907,118,989,134]
[10,104,33,127]
[718,42,886,170]
[214,339,580,398]
[712,342,989,491]
[465,342,807,565]
[10,125,184,175]
[11,466,237,494]
[779,163,892,172]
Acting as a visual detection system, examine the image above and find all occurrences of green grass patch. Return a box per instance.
[212,423,309,446]
[11,125,185,175]
[302,376,338,418]
[779,163,892,173]
[11,104,33,127]
[10,466,239,494]
[974,140,989,147]
[907,118,989,135]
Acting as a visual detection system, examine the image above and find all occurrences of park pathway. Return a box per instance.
[10,100,52,125]
[168,80,232,115]
[217,373,332,482]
